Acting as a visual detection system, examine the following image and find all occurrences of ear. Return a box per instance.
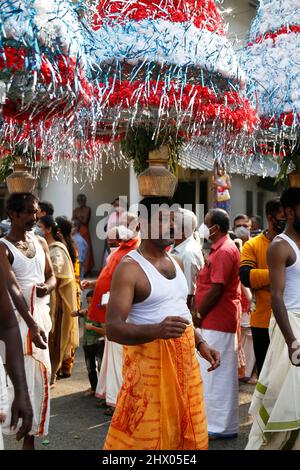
[7,210,15,220]
[285,207,294,219]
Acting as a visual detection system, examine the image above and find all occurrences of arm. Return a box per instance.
[0,244,47,349]
[241,284,252,305]
[194,328,220,371]
[106,260,189,345]
[240,240,269,289]
[267,239,300,365]
[196,283,224,320]
[0,285,33,439]
[85,323,105,335]
[224,175,231,190]
[71,308,87,318]
[194,249,233,326]
[80,279,97,291]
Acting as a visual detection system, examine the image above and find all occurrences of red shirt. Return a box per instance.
[88,238,140,323]
[195,234,241,333]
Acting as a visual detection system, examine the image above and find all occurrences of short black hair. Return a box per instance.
[251,215,262,227]
[280,188,300,209]
[56,216,76,265]
[208,208,230,233]
[233,214,250,224]
[265,197,282,217]
[39,215,63,243]
[138,197,174,223]
[6,193,39,218]
[39,201,54,216]
[86,290,94,298]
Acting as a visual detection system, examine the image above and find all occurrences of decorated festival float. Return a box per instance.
[0,0,260,193]
[89,0,259,195]
[0,0,93,187]
[242,0,300,186]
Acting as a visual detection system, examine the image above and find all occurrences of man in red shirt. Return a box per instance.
[195,208,240,440]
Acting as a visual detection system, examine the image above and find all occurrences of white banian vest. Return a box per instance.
[126,250,192,325]
[1,234,46,300]
[0,233,51,372]
[277,233,300,312]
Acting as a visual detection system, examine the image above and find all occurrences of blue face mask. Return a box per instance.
[34,226,45,237]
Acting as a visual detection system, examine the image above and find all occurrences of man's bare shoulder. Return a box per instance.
[268,236,292,258]
[111,255,141,281]
[0,239,10,255]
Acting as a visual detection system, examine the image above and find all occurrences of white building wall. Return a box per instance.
[230,174,278,227]
[39,163,130,271]
[39,166,74,219]
[73,164,130,270]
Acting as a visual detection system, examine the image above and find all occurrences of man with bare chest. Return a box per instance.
[73,193,94,274]
[103,197,220,450]
[0,193,56,450]
[246,188,300,450]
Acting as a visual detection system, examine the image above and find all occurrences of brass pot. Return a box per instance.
[6,163,35,194]
[138,165,177,198]
[288,170,300,188]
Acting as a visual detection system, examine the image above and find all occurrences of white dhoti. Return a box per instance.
[198,328,239,437]
[3,287,52,437]
[0,355,8,450]
[0,426,3,451]
[241,327,256,379]
[95,339,123,407]
[246,312,300,450]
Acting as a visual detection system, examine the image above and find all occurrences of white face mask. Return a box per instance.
[199,223,218,241]
[117,225,134,241]
[199,223,210,240]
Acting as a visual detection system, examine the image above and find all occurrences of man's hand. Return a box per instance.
[192,311,202,328]
[157,316,190,339]
[80,280,94,291]
[30,323,47,349]
[85,323,94,331]
[36,283,49,298]
[198,342,221,372]
[11,391,33,441]
[288,339,300,367]
[71,310,79,318]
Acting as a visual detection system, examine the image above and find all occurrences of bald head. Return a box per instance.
[206,208,230,234]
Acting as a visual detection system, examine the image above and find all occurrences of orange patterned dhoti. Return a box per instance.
[103,325,208,450]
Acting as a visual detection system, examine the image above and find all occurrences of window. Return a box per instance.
[257,192,264,219]
[246,191,253,217]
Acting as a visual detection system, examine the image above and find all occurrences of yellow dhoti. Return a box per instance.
[104,325,208,450]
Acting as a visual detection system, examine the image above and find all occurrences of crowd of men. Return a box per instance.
[1,187,300,450]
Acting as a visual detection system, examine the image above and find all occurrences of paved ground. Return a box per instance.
[4,332,254,451]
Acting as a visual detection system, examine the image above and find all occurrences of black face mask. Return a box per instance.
[293,216,300,234]
[273,219,286,234]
